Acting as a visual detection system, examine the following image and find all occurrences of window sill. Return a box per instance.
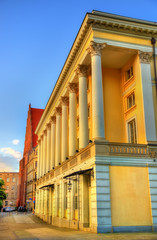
[123,76,135,89]
[125,104,136,115]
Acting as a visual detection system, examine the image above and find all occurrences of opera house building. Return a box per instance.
[35,11,157,233]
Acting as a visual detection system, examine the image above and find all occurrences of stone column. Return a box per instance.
[40,135,44,177]
[88,41,105,139]
[55,107,62,166]
[43,130,47,175]
[139,52,156,142]
[68,83,77,156]
[38,139,41,179]
[76,64,89,149]
[51,116,56,169]
[46,123,51,172]
[61,96,69,162]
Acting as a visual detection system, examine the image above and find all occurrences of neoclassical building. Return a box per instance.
[35,11,157,233]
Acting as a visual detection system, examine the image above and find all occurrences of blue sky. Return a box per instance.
[0,0,157,172]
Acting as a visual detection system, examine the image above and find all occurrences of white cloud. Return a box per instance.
[0,155,19,172]
[0,148,22,160]
[12,139,20,145]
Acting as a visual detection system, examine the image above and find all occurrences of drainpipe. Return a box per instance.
[151,38,157,96]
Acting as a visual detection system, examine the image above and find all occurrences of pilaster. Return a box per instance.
[148,167,157,231]
[139,51,156,142]
[92,165,112,233]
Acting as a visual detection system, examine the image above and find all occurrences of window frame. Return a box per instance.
[127,117,137,144]
[125,66,134,82]
[127,91,135,110]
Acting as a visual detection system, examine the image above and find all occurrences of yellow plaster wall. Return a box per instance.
[102,67,125,142]
[121,54,146,144]
[110,166,152,226]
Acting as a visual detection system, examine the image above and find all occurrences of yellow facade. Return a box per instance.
[110,166,152,226]
[35,11,157,233]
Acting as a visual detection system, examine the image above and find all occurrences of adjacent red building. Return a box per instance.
[17,104,44,207]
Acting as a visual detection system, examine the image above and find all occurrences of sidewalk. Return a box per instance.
[0,212,157,239]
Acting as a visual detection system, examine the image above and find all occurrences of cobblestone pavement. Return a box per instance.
[0,212,157,240]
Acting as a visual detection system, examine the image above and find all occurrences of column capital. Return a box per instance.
[87,41,106,57]
[139,51,152,64]
[50,116,56,124]
[55,107,62,116]
[43,129,47,135]
[61,96,69,106]
[75,64,88,77]
[68,83,78,93]
[46,122,51,129]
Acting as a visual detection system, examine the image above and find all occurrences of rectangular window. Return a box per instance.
[127,92,135,110]
[128,118,137,144]
[12,177,15,182]
[6,186,9,190]
[125,66,133,82]
[6,178,9,182]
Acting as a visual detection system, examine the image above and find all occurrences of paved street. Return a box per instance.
[0,212,157,240]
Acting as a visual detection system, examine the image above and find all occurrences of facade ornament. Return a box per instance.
[149,150,157,158]
[55,107,62,116]
[43,129,47,135]
[61,96,69,106]
[75,64,88,77]
[87,41,106,56]
[68,83,78,93]
[51,116,56,124]
[46,122,51,129]
[139,51,152,64]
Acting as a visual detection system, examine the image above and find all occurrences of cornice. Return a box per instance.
[35,11,157,134]
[88,12,157,38]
